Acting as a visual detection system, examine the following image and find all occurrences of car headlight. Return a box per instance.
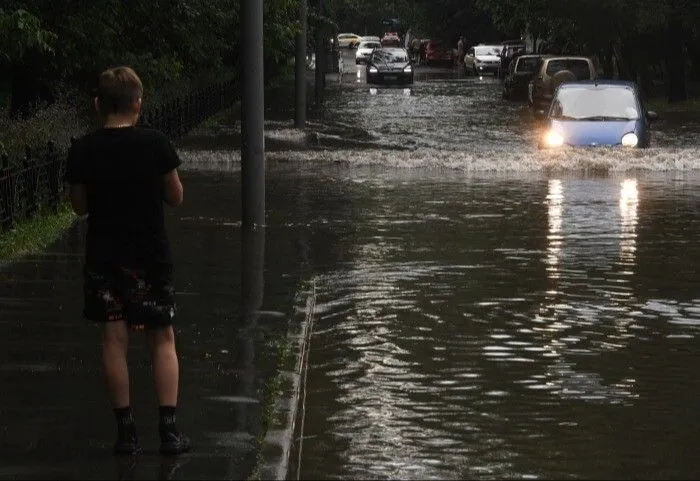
[403,66,412,73]
[621,132,638,147]
[369,66,378,73]
[543,130,564,148]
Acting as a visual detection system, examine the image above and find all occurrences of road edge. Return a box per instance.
[256,277,316,480]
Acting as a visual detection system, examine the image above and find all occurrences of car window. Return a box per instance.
[551,85,640,120]
[546,59,592,79]
[516,57,539,73]
[372,50,408,63]
[360,42,381,49]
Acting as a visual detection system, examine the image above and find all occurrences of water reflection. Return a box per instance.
[619,179,638,265]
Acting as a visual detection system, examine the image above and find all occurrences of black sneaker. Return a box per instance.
[114,436,143,455]
[160,432,192,455]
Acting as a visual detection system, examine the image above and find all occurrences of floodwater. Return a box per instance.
[239,53,700,480]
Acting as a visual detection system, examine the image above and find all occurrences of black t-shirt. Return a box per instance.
[64,126,181,267]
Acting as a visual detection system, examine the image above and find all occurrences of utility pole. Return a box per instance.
[314,0,325,110]
[295,0,308,128]
[241,0,265,228]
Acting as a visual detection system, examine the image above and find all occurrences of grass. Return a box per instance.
[0,202,77,261]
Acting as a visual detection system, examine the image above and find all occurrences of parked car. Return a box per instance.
[366,47,414,85]
[337,33,362,49]
[424,40,453,66]
[502,54,542,101]
[380,32,401,47]
[539,80,658,149]
[464,44,502,76]
[356,40,381,64]
[529,55,597,112]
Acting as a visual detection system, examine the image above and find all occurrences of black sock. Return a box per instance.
[114,406,137,441]
[159,405,179,440]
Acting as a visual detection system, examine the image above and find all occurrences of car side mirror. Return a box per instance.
[646,110,658,121]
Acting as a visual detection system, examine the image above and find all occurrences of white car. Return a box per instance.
[337,33,362,49]
[355,40,381,64]
[464,44,502,76]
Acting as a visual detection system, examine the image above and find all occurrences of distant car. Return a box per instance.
[380,32,401,47]
[502,54,542,100]
[529,55,597,112]
[359,36,381,44]
[355,40,381,64]
[337,33,362,49]
[464,44,502,76]
[539,80,658,149]
[424,40,453,66]
[366,47,414,85]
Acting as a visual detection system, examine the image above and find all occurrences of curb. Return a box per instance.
[257,277,316,480]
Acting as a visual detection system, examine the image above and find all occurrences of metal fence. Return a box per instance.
[0,78,238,234]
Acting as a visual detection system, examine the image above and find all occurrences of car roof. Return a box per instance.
[543,55,593,61]
[376,47,407,53]
[558,79,638,88]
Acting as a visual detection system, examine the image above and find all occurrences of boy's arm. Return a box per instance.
[69,184,88,215]
[162,169,183,207]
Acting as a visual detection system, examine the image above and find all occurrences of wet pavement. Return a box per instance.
[0,170,310,479]
[3,49,700,480]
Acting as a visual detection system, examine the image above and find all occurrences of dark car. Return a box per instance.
[502,54,541,101]
[366,47,414,85]
[529,55,597,112]
[539,80,658,149]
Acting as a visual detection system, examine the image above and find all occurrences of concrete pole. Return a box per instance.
[295,0,308,128]
[241,0,265,228]
[314,0,325,110]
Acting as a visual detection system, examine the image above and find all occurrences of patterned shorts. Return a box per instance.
[83,264,176,329]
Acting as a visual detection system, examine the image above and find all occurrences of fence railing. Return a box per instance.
[0,78,238,234]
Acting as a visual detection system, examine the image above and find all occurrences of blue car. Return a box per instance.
[539,80,658,149]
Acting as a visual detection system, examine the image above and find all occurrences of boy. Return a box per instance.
[64,66,191,455]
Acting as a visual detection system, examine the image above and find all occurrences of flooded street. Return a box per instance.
[250,53,700,480]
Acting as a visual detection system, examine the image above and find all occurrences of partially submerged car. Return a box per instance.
[502,54,542,101]
[529,55,597,112]
[366,47,414,85]
[539,80,658,149]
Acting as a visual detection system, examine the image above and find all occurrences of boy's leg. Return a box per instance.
[85,264,142,454]
[146,327,192,454]
[102,321,131,408]
[146,326,179,407]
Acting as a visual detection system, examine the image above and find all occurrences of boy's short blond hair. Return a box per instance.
[97,66,143,115]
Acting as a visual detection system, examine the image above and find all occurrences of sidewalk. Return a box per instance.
[0,170,313,478]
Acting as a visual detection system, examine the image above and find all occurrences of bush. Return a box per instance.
[0,87,91,163]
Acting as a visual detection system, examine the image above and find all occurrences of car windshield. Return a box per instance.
[516,57,538,73]
[475,46,502,56]
[546,59,592,79]
[550,86,641,120]
[359,42,381,49]
[373,50,408,63]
